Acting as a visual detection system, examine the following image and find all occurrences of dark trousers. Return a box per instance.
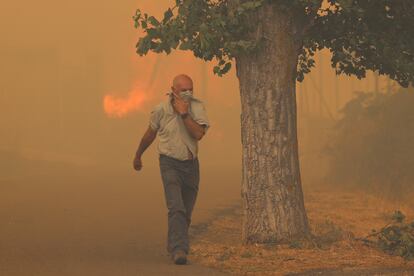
[158,153,200,255]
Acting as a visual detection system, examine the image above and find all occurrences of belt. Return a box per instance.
[159,153,197,162]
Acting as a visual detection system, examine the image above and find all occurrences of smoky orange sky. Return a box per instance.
[0,0,397,171]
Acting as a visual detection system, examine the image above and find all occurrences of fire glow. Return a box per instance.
[103,87,151,118]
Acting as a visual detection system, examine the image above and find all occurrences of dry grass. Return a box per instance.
[189,185,414,275]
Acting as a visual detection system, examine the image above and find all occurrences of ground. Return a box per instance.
[189,185,414,275]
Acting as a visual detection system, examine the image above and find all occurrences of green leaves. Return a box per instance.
[213,61,232,77]
[163,8,174,24]
[392,210,406,223]
[132,0,266,77]
[133,0,414,83]
[132,9,141,28]
[179,40,192,50]
[147,16,160,27]
[304,0,414,87]
[236,0,265,15]
[136,36,151,55]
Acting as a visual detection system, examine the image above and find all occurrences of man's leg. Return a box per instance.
[159,156,188,255]
[181,158,200,250]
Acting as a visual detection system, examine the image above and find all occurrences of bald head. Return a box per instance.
[171,74,193,94]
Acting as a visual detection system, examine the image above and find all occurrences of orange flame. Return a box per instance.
[103,86,151,118]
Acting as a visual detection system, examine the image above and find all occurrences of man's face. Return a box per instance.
[171,79,193,96]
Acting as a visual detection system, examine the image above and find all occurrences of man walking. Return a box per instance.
[133,74,210,265]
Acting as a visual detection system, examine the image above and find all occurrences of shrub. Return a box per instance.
[361,210,414,260]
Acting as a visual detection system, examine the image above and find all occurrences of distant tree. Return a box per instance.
[132,0,414,244]
[324,87,414,201]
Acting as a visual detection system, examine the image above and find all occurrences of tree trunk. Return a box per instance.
[234,2,311,244]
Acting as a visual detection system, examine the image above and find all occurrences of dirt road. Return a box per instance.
[0,162,236,275]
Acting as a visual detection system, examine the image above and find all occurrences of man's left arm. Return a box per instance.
[181,114,207,140]
[172,92,210,140]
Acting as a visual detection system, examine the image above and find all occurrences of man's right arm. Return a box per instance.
[135,125,157,158]
[134,103,162,171]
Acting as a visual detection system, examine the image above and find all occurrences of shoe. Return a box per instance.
[172,249,187,265]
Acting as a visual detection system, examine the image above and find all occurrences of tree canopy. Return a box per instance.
[133,0,414,87]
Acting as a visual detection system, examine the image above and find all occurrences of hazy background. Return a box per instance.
[0,0,406,274]
[1,0,242,169]
[0,0,396,172]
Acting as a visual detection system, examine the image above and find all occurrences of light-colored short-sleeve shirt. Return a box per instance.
[149,95,210,161]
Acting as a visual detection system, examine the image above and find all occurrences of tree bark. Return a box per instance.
[234,2,311,244]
